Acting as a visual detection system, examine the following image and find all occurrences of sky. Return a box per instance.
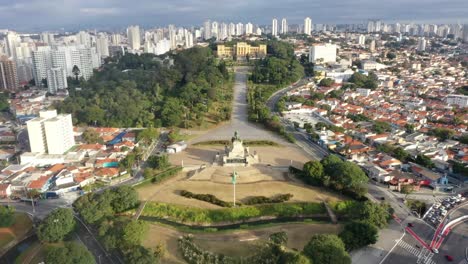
[1,0,467,32]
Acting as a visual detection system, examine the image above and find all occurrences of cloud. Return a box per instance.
[0,0,466,31]
[80,7,123,16]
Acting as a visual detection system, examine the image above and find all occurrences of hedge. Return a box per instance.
[133,166,182,187]
[180,190,233,207]
[142,202,325,224]
[244,194,293,205]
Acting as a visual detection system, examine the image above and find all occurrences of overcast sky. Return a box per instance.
[1,0,467,32]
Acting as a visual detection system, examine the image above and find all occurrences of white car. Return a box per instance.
[441,211,447,216]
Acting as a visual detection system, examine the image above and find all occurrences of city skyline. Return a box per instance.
[1,0,468,31]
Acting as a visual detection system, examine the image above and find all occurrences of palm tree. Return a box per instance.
[72,65,81,82]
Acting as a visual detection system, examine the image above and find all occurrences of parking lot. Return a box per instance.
[423,194,466,226]
[283,113,321,128]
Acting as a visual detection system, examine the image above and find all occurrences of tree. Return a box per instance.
[82,129,103,144]
[37,208,76,242]
[72,65,81,81]
[303,234,351,264]
[269,231,288,246]
[321,155,343,176]
[281,251,311,264]
[400,185,414,198]
[429,128,454,141]
[147,155,170,170]
[303,161,324,185]
[339,221,378,251]
[124,245,158,264]
[46,242,95,264]
[404,123,415,133]
[348,201,392,229]
[319,78,334,87]
[329,161,368,195]
[0,205,15,227]
[386,52,396,60]
[0,93,10,112]
[122,220,148,247]
[110,186,139,213]
[415,154,435,169]
[138,127,159,144]
[373,121,392,134]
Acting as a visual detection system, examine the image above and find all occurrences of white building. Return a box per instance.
[236,23,244,36]
[32,46,52,86]
[358,35,366,45]
[362,60,387,71]
[309,43,337,63]
[272,18,278,37]
[245,23,253,35]
[76,31,91,47]
[96,34,110,58]
[356,88,371,97]
[127,25,141,50]
[26,110,75,155]
[304,17,312,35]
[204,20,212,40]
[46,67,67,94]
[281,18,288,34]
[446,94,468,107]
[40,33,55,45]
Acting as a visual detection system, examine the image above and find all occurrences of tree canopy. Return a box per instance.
[57,47,230,128]
[45,242,95,264]
[303,234,351,264]
[0,205,15,227]
[339,221,379,251]
[348,72,378,89]
[37,208,76,242]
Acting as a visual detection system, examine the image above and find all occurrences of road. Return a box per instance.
[191,66,288,144]
[265,78,308,111]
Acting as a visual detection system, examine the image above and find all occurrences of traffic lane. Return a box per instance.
[383,236,422,264]
[75,219,116,264]
[432,222,468,264]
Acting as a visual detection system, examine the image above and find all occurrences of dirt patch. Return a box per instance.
[139,179,344,208]
[143,222,341,263]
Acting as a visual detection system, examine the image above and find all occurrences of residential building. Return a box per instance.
[26,110,75,155]
[0,56,19,91]
[204,20,212,40]
[281,18,288,34]
[463,24,468,43]
[446,94,468,107]
[46,67,67,94]
[245,23,253,35]
[358,35,366,45]
[309,43,337,63]
[32,46,52,86]
[272,18,278,36]
[304,17,312,35]
[96,34,110,58]
[127,25,141,50]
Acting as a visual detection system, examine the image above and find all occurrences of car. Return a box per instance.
[380,197,385,200]
[430,218,436,222]
[441,211,447,216]
[445,255,453,261]
[407,223,414,227]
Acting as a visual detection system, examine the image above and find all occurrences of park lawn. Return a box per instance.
[194,239,263,258]
[0,230,15,249]
[0,213,33,252]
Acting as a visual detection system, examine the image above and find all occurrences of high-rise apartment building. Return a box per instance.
[211,22,219,40]
[272,18,278,36]
[204,20,212,40]
[40,33,55,45]
[5,32,20,59]
[304,17,312,35]
[236,23,244,36]
[281,18,288,34]
[358,35,366,45]
[309,43,337,63]
[32,46,52,86]
[0,56,19,91]
[111,34,122,45]
[245,23,253,35]
[127,26,141,50]
[463,24,468,43]
[96,34,110,58]
[76,31,91,47]
[229,23,236,37]
[46,67,67,94]
[27,110,75,155]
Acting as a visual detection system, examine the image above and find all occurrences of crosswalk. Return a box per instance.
[397,240,436,264]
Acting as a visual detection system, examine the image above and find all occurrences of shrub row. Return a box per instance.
[142,202,325,224]
[244,194,293,205]
[180,190,233,207]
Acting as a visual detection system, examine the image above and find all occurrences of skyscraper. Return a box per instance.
[463,24,468,43]
[46,67,67,94]
[0,56,19,91]
[32,46,52,86]
[127,26,141,50]
[27,110,75,155]
[96,34,110,58]
[229,23,236,37]
[304,17,312,35]
[5,32,20,59]
[211,22,219,40]
[358,35,366,46]
[40,33,55,45]
[272,18,278,37]
[236,23,244,36]
[245,23,253,35]
[203,20,212,40]
[281,18,288,34]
